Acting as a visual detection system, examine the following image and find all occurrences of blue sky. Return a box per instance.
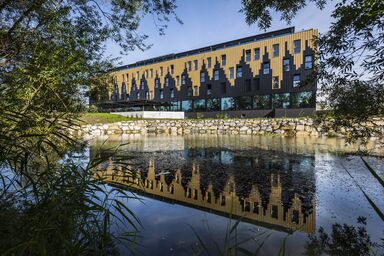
[105,0,336,66]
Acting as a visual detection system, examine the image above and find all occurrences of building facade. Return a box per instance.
[98,27,317,118]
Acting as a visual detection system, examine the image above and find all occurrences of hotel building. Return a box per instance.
[94,27,317,118]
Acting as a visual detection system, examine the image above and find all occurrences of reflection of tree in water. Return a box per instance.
[305,217,382,256]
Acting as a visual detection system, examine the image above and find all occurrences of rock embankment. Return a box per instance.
[77,118,384,140]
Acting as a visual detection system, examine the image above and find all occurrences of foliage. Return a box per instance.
[240,0,384,142]
[305,218,375,256]
[0,0,178,254]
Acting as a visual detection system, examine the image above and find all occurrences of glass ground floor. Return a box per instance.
[160,91,315,112]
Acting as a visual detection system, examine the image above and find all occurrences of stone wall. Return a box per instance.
[78,118,384,140]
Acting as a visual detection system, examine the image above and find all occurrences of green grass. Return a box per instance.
[79,113,134,125]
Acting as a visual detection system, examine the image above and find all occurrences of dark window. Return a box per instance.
[200,72,205,83]
[245,79,251,92]
[194,99,206,111]
[188,61,192,71]
[245,49,251,62]
[187,86,192,97]
[155,78,159,88]
[181,75,186,85]
[236,96,253,110]
[207,57,212,68]
[236,66,243,78]
[221,55,226,66]
[273,93,290,108]
[254,95,271,109]
[283,59,290,72]
[141,80,145,90]
[221,82,226,94]
[165,77,169,87]
[170,88,175,98]
[263,63,270,75]
[194,60,198,70]
[292,91,314,108]
[273,76,279,89]
[207,98,220,111]
[160,67,163,76]
[214,70,220,81]
[254,48,260,60]
[159,89,164,99]
[229,67,234,79]
[150,69,153,78]
[253,202,259,214]
[171,65,174,74]
[271,205,278,219]
[293,74,301,87]
[305,55,313,69]
[207,84,212,95]
[254,78,260,91]
[273,44,279,57]
[292,210,300,224]
[294,40,301,54]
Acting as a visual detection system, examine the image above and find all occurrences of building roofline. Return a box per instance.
[113,27,298,72]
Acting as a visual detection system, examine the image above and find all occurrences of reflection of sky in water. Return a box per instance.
[90,135,384,255]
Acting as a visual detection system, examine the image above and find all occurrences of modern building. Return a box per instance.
[93,27,317,118]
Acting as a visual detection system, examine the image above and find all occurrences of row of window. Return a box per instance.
[159,92,314,112]
[123,55,312,91]
[113,39,308,84]
[115,74,305,101]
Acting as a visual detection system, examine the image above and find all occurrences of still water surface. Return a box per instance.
[90,135,384,255]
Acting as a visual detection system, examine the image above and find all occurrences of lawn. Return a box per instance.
[79,113,133,125]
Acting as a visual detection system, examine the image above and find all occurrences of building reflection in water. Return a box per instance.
[93,147,316,234]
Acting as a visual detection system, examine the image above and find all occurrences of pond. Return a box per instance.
[89,134,384,255]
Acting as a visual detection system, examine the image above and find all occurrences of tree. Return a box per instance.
[241,0,384,142]
[0,0,178,254]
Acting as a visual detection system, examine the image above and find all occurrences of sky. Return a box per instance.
[105,0,337,66]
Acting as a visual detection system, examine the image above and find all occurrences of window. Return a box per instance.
[273,76,280,89]
[165,77,169,87]
[254,95,271,109]
[214,70,219,81]
[171,65,174,74]
[182,74,186,85]
[155,78,159,88]
[141,80,145,90]
[170,88,175,98]
[292,91,314,108]
[245,79,251,92]
[236,66,243,78]
[305,55,313,69]
[200,72,205,83]
[273,93,290,108]
[229,67,234,79]
[236,96,253,110]
[283,59,290,72]
[263,63,270,75]
[188,61,192,71]
[145,70,148,78]
[160,67,163,76]
[194,60,198,70]
[294,40,301,54]
[146,91,149,99]
[221,97,235,110]
[207,98,220,111]
[170,101,180,111]
[293,74,301,87]
[187,86,192,97]
[207,57,211,68]
[176,76,180,86]
[245,49,251,62]
[254,48,260,60]
[221,82,226,94]
[181,100,193,112]
[194,99,206,111]
[193,86,199,96]
[207,84,212,95]
[160,89,164,99]
[221,55,226,66]
[150,69,153,78]
[254,78,260,91]
[273,44,279,57]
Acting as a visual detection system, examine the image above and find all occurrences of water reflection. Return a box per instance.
[94,147,316,234]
